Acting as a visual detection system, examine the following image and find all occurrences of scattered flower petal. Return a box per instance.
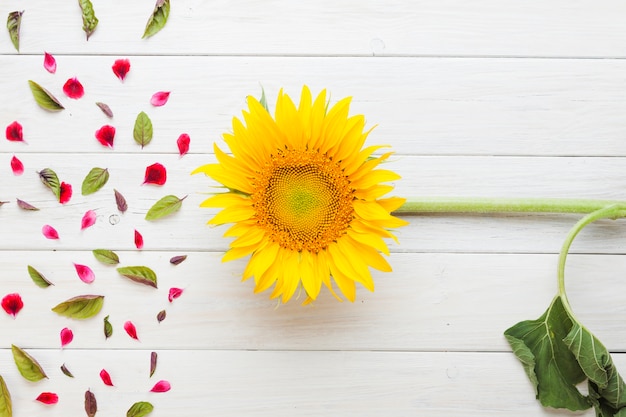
[81,210,97,230]
[6,121,23,142]
[42,225,59,240]
[112,59,130,81]
[43,52,57,73]
[36,392,59,405]
[74,263,95,284]
[169,255,187,265]
[95,125,115,148]
[60,327,73,347]
[59,182,72,204]
[149,380,171,393]
[99,369,114,386]
[2,293,23,318]
[156,310,166,323]
[11,155,24,175]
[168,287,183,303]
[124,321,139,340]
[63,77,85,99]
[134,229,144,249]
[176,133,190,156]
[143,163,167,185]
[150,91,170,106]
[96,102,113,118]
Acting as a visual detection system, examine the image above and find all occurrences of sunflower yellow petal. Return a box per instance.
[351,169,402,190]
[209,204,255,225]
[200,192,250,208]
[299,250,322,300]
[222,244,257,262]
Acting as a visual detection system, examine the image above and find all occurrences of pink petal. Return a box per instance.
[5,121,23,142]
[150,380,171,393]
[124,321,139,340]
[42,225,59,240]
[62,77,84,99]
[43,52,57,74]
[99,369,114,386]
[1,293,23,318]
[95,125,115,148]
[112,59,130,81]
[59,182,72,204]
[168,287,183,303]
[150,91,170,107]
[134,229,144,249]
[60,327,73,347]
[74,263,95,284]
[10,155,24,175]
[81,210,97,230]
[143,163,167,185]
[36,392,59,405]
[176,133,190,157]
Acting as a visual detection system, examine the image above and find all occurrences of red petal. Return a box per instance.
[43,52,57,74]
[143,163,167,185]
[150,91,170,107]
[112,59,130,81]
[5,121,23,142]
[10,155,24,175]
[168,287,183,303]
[36,392,59,405]
[81,210,97,230]
[99,369,114,386]
[95,125,115,148]
[74,263,95,283]
[150,380,171,393]
[60,327,73,347]
[124,321,139,340]
[62,77,85,99]
[59,182,72,204]
[42,224,59,240]
[1,293,23,318]
[176,133,190,157]
[134,229,144,249]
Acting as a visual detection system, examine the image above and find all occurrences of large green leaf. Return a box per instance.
[28,81,64,111]
[133,111,153,148]
[78,0,98,40]
[142,0,170,39]
[127,401,154,417]
[145,195,186,221]
[11,345,47,382]
[51,295,104,319]
[117,266,158,288]
[81,167,109,195]
[27,265,53,288]
[92,249,120,265]
[6,11,22,52]
[0,375,11,417]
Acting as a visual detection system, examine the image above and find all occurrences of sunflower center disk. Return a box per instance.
[253,150,354,252]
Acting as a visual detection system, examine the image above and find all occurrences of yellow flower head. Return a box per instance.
[193,86,408,304]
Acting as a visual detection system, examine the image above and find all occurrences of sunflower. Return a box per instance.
[193,86,407,304]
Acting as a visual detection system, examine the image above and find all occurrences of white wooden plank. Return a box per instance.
[1,1,626,58]
[2,56,626,156]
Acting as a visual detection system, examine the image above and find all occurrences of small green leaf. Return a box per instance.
[104,315,113,339]
[28,80,64,111]
[0,375,12,417]
[133,111,153,148]
[60,363,74,378]
[81,167,109,195]
[127,401,154,417]
[78,0,98,40]
[117,266,158,288]
[11,345,47,382]
[92,249,120,265]
[37,168,61,198]
[7,11,23,52]
[142,0,170,39]
[259,86,269,112]
[145,195,186,221]
[27,265,53,288]
[51,295,104,319]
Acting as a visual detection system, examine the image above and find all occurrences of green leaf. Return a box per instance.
[145,195,186,221]
[78,0,98,40]
[27,265,53,288]
[37,168,61,198]
[7,11,23,52]
[28,80,64,111]
[259,86,269,112]
[0,375,12,417]
[104,315,113,339]
[127,401,154,417]
[117,266,158,288]
[11,345,47,382]
[133,111,153,148]
[81,167,109,195]
[92,249,120,265]
[51,295,104,319]
[142,0,170,39]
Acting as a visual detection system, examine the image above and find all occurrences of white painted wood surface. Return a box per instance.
[1,1,625,416]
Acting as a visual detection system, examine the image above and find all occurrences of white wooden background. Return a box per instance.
[1,1,626,416]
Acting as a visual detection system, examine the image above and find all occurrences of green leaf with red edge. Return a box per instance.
[127,401,154,417]
[117,266,157,288]
[133,111,153,148]
[82,167,109,195]
[145,195,186,221]
[11,345,47,382]
[27,265,53,288]
[0,374,12,417]
[16,199,39,211]
[51,295,104,319]
[38,168,61,198]
[92,249,120,265]
[142,0,169,39]
[28,80,64,111]
[78,0,98,40]
[7,10,23,52]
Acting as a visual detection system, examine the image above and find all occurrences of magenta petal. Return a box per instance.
[99,369,114,386]
[36,392,59,405]
[95,125,115,148]
[43,52,57,73]
[63,77,84,99]
[150,380,171,393]
[124,321,139,340]
[5,121,23,142]
[150,91,170,107]
[10,155,24,175]
[134,229,144,249]
[143,163,167,185]
[112,59,131,81]
[168,287,183,303]
[59,182,72,204]
[60,327,73,347]
[74,263,95,284]
[81,210,97,230]
[177,133,190,156]
[1,293,23,317]
[42,225,59,240]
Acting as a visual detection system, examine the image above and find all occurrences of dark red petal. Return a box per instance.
[62,77,85,99]
[60,327,73,347]
[5,121,23,142]
[11,155,24,175]
[150,91,170,107]
[168,287,183,303]
[59,182,72,204]
[99,369,114,386]
[112,59,130,81]
[74,263,95,283]
[42,225,60,239]
[124,321,139,340]
[134,229,144,249]
[2,293,24,317]
[176,133,190,157]
[43,52,57,74]
[143,163,167,185]
[150,380,171,393]
[36,392,59,404]
[95,125,115,148]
